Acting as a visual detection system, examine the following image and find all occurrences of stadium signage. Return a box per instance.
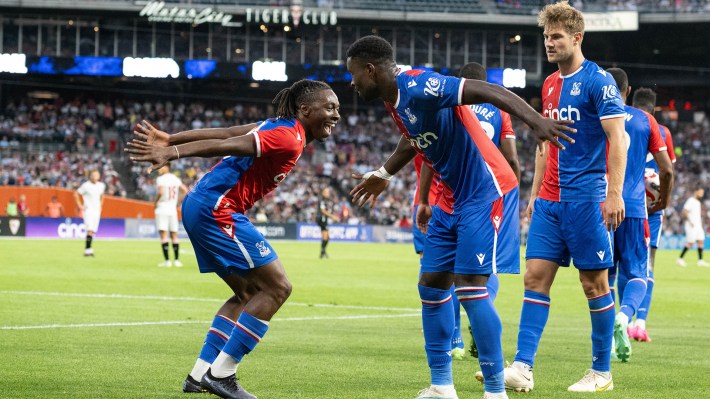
[0,53,28,74]
[584,11,638,32]
[137,1,241,27]
[0,217,26,237]
[245,7,337,27]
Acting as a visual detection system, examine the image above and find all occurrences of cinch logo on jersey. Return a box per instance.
[543,104,581,121]
[408,132,439,150]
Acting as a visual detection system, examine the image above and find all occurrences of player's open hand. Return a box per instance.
[416,204,432,234]
[125,139,174,173]
[603,192,625,231]
[350,171,389,208]
[134,120,170,147]
[530,117,576,150]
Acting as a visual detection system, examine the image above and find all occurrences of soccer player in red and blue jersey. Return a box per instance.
[346,35,574,399]
[605,68,673,362]
[127,80,340,399]
[629,87,676,342]
[502,2,628,393]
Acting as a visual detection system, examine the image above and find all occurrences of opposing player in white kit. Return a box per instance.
[74,170,106,257]
[676,187,708,267]
[155,165,189,267]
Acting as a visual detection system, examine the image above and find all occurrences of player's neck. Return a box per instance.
[557,52,585,76]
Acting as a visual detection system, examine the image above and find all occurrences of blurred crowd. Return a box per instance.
[3,96,710,235]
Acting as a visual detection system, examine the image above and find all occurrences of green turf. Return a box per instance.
[1,239,709,398]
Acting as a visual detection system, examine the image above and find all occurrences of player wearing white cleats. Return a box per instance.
[415,385,458,399]
[567,369,613,392]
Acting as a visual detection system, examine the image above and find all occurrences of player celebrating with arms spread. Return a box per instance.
[503,1,627,393]
[127,79,340,399]
[346,35,574,399]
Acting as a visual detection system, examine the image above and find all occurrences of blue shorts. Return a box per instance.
[648,212,663,249]
[526,199,613,270]
[182,194,278,278]
[420,187,520,275]
[613,217,649,280]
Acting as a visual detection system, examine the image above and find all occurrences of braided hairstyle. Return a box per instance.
[272,79,333,119]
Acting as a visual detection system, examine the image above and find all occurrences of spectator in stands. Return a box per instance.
[17,194,30,216]
[6,197,19,216]
[45,195,65,218]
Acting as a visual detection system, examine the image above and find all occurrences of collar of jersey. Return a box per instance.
[560,59,587,79]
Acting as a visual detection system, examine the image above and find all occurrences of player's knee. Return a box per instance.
[268,278,292,304]
[579,275,608,298]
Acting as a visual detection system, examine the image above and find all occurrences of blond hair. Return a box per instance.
[537,1,585,35]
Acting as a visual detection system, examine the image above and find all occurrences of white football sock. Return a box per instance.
[189,358,211,381]
[210,352,239,378]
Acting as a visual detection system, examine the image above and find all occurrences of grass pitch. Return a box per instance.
[1,239,709,398]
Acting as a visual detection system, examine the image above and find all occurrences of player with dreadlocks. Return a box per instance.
[127,79,340,399]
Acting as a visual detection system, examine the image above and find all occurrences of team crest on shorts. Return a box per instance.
[256,241,272,257]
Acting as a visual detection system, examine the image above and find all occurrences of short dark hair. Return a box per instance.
[606,67,628,93]
[346,35,394,65]
[459,62,487,81]
[632,87,656,113]
[272,79,332,119]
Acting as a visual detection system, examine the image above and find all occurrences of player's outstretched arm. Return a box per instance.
[460,79,576,149]
[127,135,256,173]
[601,117,627,231]
[648,150,674,214]
[133,120,259,147]
[350,136,417,207]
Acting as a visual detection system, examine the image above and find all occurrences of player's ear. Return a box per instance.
[299,102,310,117]
[626,86,632,99]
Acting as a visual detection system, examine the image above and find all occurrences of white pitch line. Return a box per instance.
[0,313,420,330]
[0,290,419,312]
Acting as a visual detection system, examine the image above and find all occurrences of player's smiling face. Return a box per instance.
[543,24,580,64]
[300,89,340,143]
[346,57,379,102]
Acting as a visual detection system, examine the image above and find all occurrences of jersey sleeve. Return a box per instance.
[77,182,87,195]
[500,110,515,140]
[683,198,693,212]
[589,70,626,120]
[662,126,677,163]
[646,113,667,154]
[406,70,464,110]
[253,126,300,159]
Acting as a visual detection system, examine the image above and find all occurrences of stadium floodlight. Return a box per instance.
[123,57,180,78]
[252,61,288,82]
[0,53,28,74]
[502,68,526,89]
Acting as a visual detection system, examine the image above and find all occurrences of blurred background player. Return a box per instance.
[154,164,188,267]
[459,61,521,359]
[413,156,467,360]
[45,196,65,218]
[628,87,677,342]
[128,79,340,399]
[347,35,573,399]
[317,187,340,259]
[677,186,708,267]
[74,170,106,257]
[503,2,627,393]
[605,67,673,362]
